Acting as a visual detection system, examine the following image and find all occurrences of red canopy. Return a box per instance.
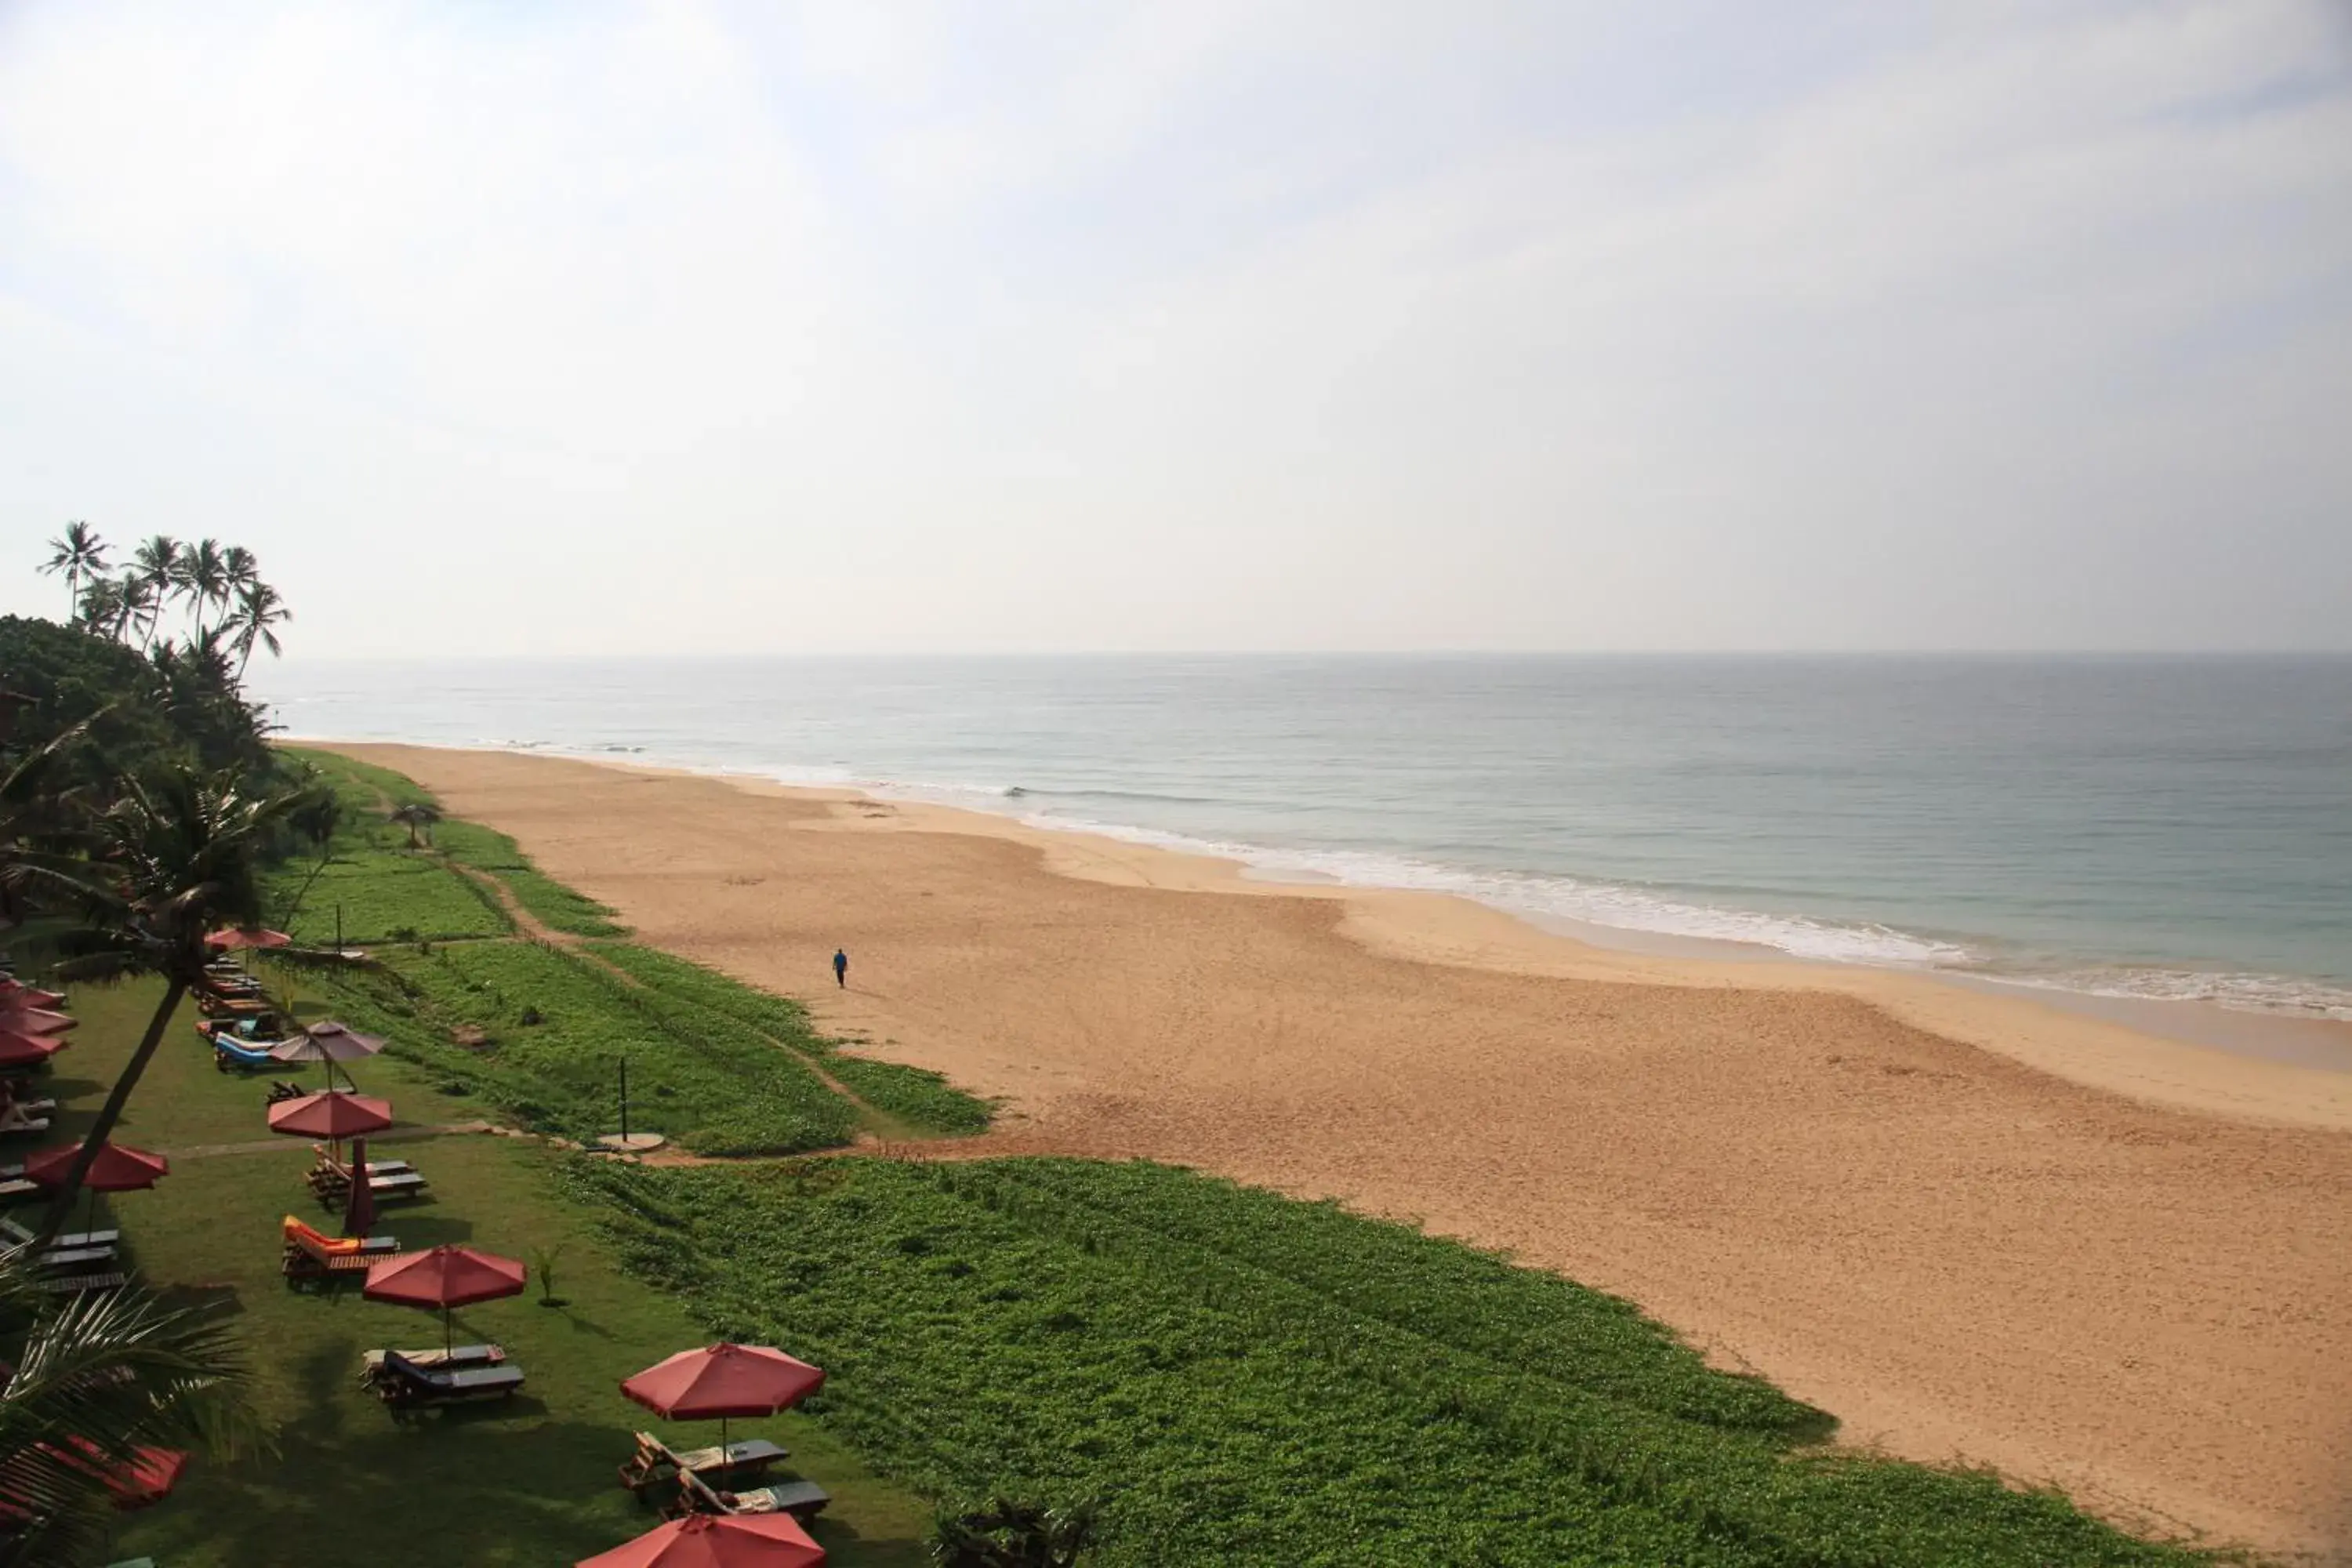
[364,1245,527,1311]
[267,1090,394,1140]
[0,1007,74,1036]
[25,1142,168,1192]
[205,927,291,949]
[577,1513,825,1568]
[622,1345,826,1422]
[0,983,64,1008]
[0,1029,66,1069]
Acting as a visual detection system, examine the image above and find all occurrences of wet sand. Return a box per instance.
[335,742,2352,1559]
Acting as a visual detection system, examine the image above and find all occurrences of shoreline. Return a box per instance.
[295,735,2352,1123]
[321,741,2352,1555]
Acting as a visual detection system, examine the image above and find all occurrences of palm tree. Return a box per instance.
[72,577,125,638]
[129,536,178,649]
[225,579,292,679]
[221,546,259,596]
[34,766,303,1245]
[173,539,230,643]
[0,1243,269,1566]
[107,573,158,646]
[38,523,110,622]
[388,800,441,848]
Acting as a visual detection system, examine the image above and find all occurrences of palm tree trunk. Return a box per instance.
[31,978,187,1246]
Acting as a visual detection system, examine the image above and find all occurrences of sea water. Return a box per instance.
[252,655,2352,1022]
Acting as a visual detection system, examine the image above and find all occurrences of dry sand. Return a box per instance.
[336,743,2352,1559]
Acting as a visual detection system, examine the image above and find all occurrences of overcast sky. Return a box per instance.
[2,1,2347,656]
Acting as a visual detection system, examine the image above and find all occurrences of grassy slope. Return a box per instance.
[25,750,2215,1566]
[40,979,933,1568]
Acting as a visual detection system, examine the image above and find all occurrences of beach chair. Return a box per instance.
[0,1214,120,1252]
[279,1215,399,1285]
[307,1149,426,1210]
[212,1037,280,1073]
[666,1457,829,1523]
[358,1342,506,1387]
[0,1106,50,1138]
[371,1349,524,1409]
[35,1268,127,1296]
[265,1079,307,1105]
[618,1432,788,1499]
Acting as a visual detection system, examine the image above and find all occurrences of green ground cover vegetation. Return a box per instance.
[587,942,994,1137]
[8,744,2220,1566]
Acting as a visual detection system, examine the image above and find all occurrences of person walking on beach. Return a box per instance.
[832,948,848,988]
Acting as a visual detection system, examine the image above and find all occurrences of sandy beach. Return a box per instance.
[336,742,2352,1559]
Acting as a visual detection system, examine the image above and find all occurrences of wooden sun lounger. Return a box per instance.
[668,1457,829,1523]
[361,1343,506,1376]
[36,1270,126,1295]
[619,1432,788,1497]
[0,1116,50,1138]
[213,1039,280,1072]
[372,1349,524,1407]
[281,1223,401,1283]
[1,1216,119,1251]
[38,1244,118,1272]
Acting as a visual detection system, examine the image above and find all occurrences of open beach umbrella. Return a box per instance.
[0,1029,67,1070]
[266,1089,394,1142]
[577,1512,825,1568]
[365,1244,526,1353]
[0,983,65,1008]
[622,1345,826,1450]
[0,1007,74,1036]
[26,1141,168,1234]
[205,927,290,950]
[269,1021,385,1091]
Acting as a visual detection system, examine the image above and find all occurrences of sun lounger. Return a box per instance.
[38,1243,118,1272]
[307,1152,427,1208]
[360,1343,505,1376]
[668,1458,829,1523]
[372,1349,524,1407]
[0,1114,50,1138]
[280,1216,400,1283]
[0,1178,38,1204]
[35,1269,126,1295]
[619,1432,788,1498]
[212,1038,279,1072]
[0,1216,119,1251]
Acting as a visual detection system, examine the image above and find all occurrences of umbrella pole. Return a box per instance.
[445,1304,454,1358]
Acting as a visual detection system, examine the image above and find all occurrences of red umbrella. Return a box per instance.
[0,1029,66,1069]
[25,1142,168,1191]
[365,1245,527,1352]
[205,927,291,949]
[622,1345,825,1450]
[267,1090,394,1141]
[26,1142,168,1235]
[577,1513,825,1568]
[0,983,64,1008]
[0,1007,74,1036]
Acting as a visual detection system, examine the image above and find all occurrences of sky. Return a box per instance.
[2,0,2348,656]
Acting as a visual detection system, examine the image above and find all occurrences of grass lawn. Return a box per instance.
[30,978,934,1568]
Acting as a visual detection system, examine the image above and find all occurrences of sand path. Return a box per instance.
[338,744,2352,1560]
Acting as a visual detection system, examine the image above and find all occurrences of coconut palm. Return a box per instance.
[38,522,110,621]
[33,765,303,1245]
[72,577,125,638]
[173,539,230,641]
[388,800,441,848]
[0,1241,269,1566]
[107,573,158,646]
[128,535,179,648]
[225,579,292,678]
[221,545,259,596]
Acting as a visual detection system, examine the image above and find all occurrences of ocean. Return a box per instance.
[253,654,2352,1023]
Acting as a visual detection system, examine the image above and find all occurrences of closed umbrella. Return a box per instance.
[622,1344,826,1451]
[342,1134,377,1240]
[365,1245,527,1354]
[577,1513,825,1568]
